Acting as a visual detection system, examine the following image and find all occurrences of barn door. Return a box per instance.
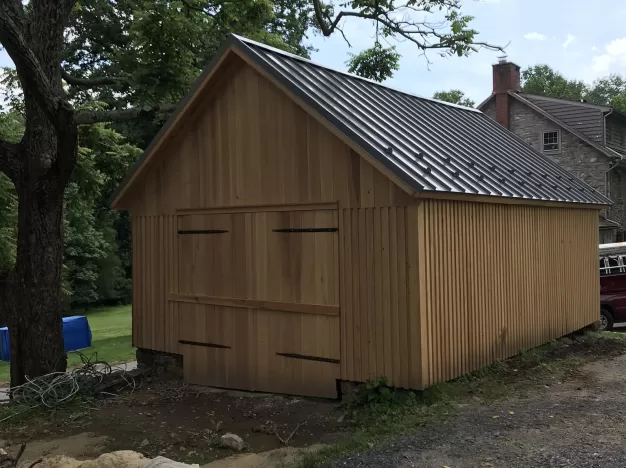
[172,208,340,398]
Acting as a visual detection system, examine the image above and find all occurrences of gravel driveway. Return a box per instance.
[326,353,626,468]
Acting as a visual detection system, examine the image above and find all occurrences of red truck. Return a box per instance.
[600,242,626,330]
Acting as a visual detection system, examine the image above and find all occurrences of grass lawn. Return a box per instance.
[0,305,134,385]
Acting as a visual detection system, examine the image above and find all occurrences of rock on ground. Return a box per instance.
[34,450,146,468]
[220,434,245,451]
[204,446,323,468]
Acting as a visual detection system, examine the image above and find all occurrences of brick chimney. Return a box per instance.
[492,59,520,129]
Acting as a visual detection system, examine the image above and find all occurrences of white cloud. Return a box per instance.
[524,32,546,41]
[562,33,576,48]
[592,46,598,51]
[592,37,626,73]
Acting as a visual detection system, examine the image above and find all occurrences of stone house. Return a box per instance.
[478,60,626,243]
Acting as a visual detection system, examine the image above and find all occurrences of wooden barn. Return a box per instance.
[111,35,611,398]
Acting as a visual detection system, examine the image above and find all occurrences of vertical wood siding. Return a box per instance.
[418,200,599,387]
[132,215,179,354]
[339,206,421,389]
[172,208,340,398]
[122,64,416,216]
[126,57,602,397]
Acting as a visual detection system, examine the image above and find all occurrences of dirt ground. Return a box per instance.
[4,339,626,467]
[326,352,626,468]
[0,383,345,466]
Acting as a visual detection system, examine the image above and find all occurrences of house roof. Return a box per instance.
[111,35,612,207]
[600,215,620,229]
[478,92,622,161]
[520,93,607,144]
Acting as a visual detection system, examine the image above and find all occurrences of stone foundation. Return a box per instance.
[136,348,183,378]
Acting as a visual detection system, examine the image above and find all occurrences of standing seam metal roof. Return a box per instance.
[110,35,612,207]
[236,36,609,205]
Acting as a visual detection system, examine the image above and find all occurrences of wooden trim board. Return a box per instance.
[177,202,338,215]
[417,191,606,210]
[169,293,340,316]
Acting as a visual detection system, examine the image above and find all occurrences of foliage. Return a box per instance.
[63,0,314,147]
[347,43,400,82]
[0,111,21,273]
[586,74,626,113]
[433,89,475,107]
[521,64,626,115]
[521,65,587,101]
[345,376,395,410]
[65,123,139,307]
[316,0,501,81]
[0,105,138,307]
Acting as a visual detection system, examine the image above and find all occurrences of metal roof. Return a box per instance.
[508,93,619,161]
[521,93,607,144]
[111,35,612,207]
[236,36,610,205]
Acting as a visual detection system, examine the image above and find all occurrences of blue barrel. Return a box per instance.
[0,315,92,361]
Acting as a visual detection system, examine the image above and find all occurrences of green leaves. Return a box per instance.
[433,89,475,107]
[317,0,500,80]
[521,65,586,101]
[0,111,21,272]
[347,43,400,82]
[586,74,626,112]
[521,65,626,114]
[62,122,140,307]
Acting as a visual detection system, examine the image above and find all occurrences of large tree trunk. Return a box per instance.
[0,1,79,387]
[6,176,68,387]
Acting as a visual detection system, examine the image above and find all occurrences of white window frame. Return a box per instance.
[542,130,561,153]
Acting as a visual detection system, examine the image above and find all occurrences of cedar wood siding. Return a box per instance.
[417,200,598,387]
[124,56,600,394]
[124,57,420,395]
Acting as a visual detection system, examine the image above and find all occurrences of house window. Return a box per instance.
[543,130,560,152]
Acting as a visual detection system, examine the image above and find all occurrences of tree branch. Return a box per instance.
[312,0,352,37]
[0,4,63,124]
[75,104,177,125]
[311,0,504,53]
[61,70,129,88]
[180,0,218,16]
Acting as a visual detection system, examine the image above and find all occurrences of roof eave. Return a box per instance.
[476,93,495,111]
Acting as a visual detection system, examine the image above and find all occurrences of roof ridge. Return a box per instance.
[232,34,481,114]
[519,92,611,111]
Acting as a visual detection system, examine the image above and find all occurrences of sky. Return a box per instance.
[1,0,626,105]
[304,0,626,104]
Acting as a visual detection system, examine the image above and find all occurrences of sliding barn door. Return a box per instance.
[172,208,340,398]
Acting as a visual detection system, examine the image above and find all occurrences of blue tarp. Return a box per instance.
[0,315,92,362]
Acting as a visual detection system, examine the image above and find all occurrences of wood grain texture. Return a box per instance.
[171,208,340,398]
[177,303,340,398]
[123,65,416,215]
[168,294,340,316]
[127,58,602,398]
[417,200,599,387]
[338,207,421,388]
[131,215,179,354]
